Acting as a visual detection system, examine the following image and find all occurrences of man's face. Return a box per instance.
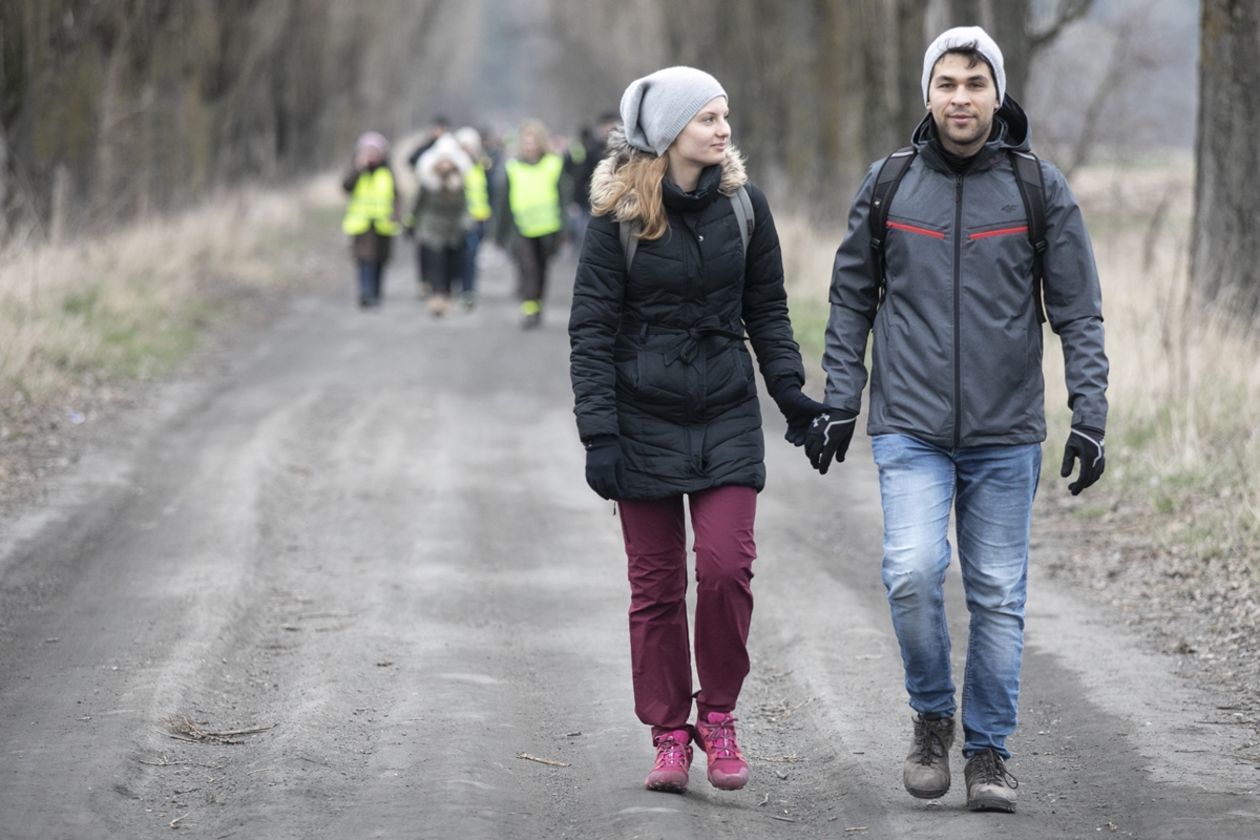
[927,52,1000,156]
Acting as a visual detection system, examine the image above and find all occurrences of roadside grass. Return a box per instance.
[0,176,344,427]
[780,152,1260,617]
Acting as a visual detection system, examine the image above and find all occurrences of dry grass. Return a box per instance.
[0,176,343,411]
[0,175,344,501]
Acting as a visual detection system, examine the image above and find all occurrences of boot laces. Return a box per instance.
[911,719,948,766]
[972,749,1019,789]
[701,715,742,759]
[654,735,689,769]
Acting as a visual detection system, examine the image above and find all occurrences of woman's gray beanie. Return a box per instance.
[619,66,727,156]
[921,26,1006,105]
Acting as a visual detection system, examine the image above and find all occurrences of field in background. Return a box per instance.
[781,152,1259,658]
[0,176,345,494]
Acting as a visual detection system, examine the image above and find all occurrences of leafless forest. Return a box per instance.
[0,0,1255,308]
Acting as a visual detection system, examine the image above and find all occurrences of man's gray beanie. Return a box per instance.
[921,26,1006,105]
[620,66,727,156]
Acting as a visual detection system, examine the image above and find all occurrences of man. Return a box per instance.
[806,26,1108,812]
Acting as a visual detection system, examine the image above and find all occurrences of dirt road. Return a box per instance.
[1,247,1257,839]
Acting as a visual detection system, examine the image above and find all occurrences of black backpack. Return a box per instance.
[868,147,1048,322]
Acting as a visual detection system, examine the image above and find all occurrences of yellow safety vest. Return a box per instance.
[342,167,400,236]
[465,162,492,222]
[506,154,563,238]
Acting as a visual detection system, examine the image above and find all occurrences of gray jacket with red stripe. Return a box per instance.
[822,96,1108,448]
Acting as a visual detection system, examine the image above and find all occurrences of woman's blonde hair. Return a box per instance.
[589,150,671,241]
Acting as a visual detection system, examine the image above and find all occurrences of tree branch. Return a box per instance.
[1029,0,1094,55]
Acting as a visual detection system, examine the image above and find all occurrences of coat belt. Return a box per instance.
[628,317,747,366]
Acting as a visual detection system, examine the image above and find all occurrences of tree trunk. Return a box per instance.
[894,0,928,141]
[1192,0,1260,318]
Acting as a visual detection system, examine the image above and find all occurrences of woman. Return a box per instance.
[568,66,826,794]
[410,134,471,317]
[341,131,401,308]
[494,119,564,328]
[454,126,492,310]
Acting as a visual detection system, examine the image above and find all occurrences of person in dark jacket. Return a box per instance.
[807,27,1109,813]
[569,66,826,796]
[563,112,618,249]
[409,134,471,317]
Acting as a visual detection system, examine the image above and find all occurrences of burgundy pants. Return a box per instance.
[618,485,757,732]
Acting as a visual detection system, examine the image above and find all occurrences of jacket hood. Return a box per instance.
[911,93,1032,165]
[588,125,747,220]
[416,134,472,192]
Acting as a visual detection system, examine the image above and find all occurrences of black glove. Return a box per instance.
[584,436,625,500]
[772,385,829,447]
[804,410,858,475]
[1060,425,1105,495]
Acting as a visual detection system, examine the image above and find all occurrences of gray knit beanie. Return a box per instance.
[921,26,1006,105]
[619,66,727,156]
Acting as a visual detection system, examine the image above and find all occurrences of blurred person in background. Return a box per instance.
[808,26,1109,813]
[341,131,401,308]
[568,66,827,795]
[564,112,619,250]
[494,119,564,328]
[406,114,451,169]
[455,126,492,310]
[409,134,472,317]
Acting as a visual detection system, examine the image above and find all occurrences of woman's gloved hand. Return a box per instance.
[584,436,626,500]
[772,385,829,446]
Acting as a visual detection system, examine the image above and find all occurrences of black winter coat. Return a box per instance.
[569,161,805,500]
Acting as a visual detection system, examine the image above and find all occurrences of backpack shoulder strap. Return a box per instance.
[621,185,755,274]
[868,147,917,303]
[619,219,639,273]
[1008,149,1048,323]
[730,185,754,258]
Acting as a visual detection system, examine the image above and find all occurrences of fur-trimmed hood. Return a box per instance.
[588,125,747,219]
[416,134,472,193]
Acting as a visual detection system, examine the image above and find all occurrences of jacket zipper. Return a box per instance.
[953,174,964,450]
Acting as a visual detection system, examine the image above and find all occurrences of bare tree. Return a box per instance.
[930,0,1093,99]
[1192,0,1260,317]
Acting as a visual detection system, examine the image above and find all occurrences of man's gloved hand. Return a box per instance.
[804,410,858,475]
[584,436,625,500]
[772,385,829,446]
[1060,425,1105,495]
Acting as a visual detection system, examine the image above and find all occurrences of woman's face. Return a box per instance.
[669,97,730,170]
[519,132,542,161]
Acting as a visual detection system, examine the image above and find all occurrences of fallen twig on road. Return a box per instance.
[750,752,803,763]
[517,752,570,768]
[162,715,273,745]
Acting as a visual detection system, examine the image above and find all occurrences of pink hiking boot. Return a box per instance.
[694,712,749,790]
[645,729,693,793]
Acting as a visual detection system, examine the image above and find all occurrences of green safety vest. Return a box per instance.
[342,167,400,236]
[506,154,563,238]
[465,162,492,222]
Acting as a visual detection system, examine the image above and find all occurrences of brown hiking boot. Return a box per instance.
[964,748,1019,812]
[903,714,954,798]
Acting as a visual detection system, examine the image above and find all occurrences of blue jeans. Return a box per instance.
[461,221,485,297]
[356,260,384,304]
[870,433,1041,759]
